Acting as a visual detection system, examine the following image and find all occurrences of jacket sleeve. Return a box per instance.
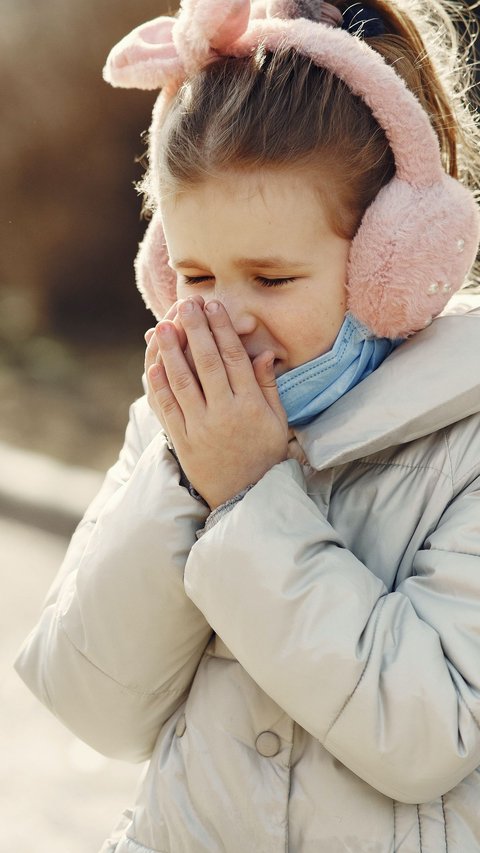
[183,457,480,804]
[14,396,211,762]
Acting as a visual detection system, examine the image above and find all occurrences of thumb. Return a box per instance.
[252,351,286,419]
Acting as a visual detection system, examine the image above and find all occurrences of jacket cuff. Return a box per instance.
[163,432,210,508]
[196,485,255,539]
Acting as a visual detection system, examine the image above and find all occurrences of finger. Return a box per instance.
[155,320,206,413]
[146,300,201,372]
[203,300,255,395]
[146,328,158,354]
[147,361,186,434]
[165,294,206,353]
[146,294,206,355]
[146,307,200,377]
[184,342,200,380]
[164,294,205,320]
[162,302,187,353]
[252,351,287,421]
[177,298,233,402]
[145,326,160,375]
[144,357,168,434]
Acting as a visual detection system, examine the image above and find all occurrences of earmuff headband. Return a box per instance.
[104,0,480,338]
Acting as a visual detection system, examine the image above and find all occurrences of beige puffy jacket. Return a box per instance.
[15,300,480,853]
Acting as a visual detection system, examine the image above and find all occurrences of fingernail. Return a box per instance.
[179,299,194,314]
[205,301,220,313]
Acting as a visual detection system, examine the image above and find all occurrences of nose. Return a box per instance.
[213,287,258,338]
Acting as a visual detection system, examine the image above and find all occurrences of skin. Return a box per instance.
[144,169,351,509]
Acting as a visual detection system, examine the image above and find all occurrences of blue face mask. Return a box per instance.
[276,312,403,427]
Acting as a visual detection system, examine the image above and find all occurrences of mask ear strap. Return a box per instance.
[103,17,184,90]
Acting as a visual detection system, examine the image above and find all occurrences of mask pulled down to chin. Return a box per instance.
[275,312,403,427]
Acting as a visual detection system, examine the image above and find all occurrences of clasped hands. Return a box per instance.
[144,295,289,510]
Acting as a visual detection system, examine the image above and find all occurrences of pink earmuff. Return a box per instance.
[103,0,480,338]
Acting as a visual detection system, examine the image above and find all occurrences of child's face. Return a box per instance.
[161,169,350,377]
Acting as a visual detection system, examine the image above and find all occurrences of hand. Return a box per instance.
[144,294,205,436]
[145,297,289,510]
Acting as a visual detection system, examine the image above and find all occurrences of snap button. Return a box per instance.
[175,714,186,737]
[255,731,281,757]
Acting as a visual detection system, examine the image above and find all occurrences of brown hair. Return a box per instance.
[139,0,480,283]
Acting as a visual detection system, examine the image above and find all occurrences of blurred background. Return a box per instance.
[1,1,479,851]
[1,0,172,472]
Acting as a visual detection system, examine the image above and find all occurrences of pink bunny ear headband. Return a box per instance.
[104,0,480,338]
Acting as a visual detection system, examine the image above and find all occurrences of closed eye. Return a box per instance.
[182,275,296,288]
[183,275,213,285]
[258,277,296,287]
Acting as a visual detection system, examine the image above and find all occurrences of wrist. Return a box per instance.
[207,486,254,512]
[165,438,210,508]
[202,458,286,510]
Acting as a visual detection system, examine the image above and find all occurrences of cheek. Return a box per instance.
[304,281,347,328]
[283,298,345,359]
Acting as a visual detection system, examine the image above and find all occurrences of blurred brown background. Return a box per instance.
[0,0,174,471]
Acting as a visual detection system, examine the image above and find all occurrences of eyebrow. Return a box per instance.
[171,255,309,270]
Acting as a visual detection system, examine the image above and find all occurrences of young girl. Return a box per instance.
[15,0,480,850]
